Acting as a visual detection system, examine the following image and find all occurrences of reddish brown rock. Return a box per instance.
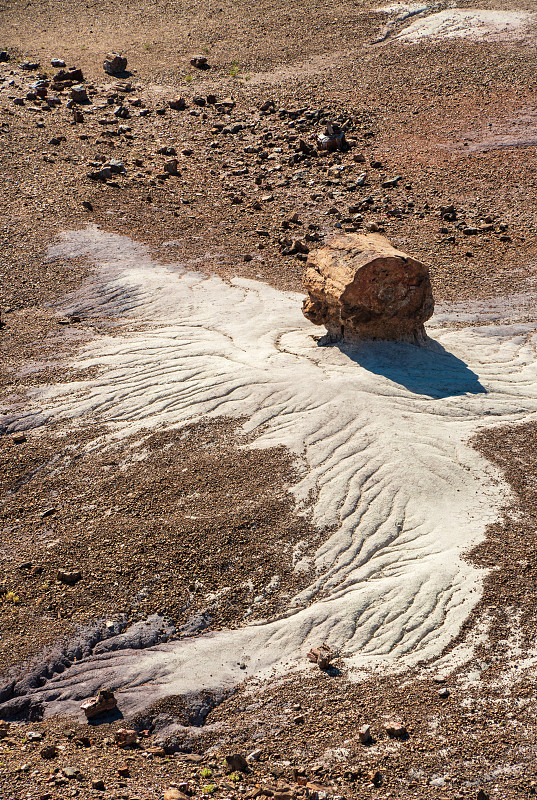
[302,233,434,344]
[306,643,333,669]
[115,728,137,747]
[81,688,117,720]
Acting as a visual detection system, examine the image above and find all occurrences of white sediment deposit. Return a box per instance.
[5,226,537,718]
[393,8,532,42]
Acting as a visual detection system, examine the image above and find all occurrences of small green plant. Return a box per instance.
[144,42,152,51]
[200,768,213,779]
[203,786,216,795]
[185,73,193,84]
[229,773,241,783]
[230,61,240,78]
[5,591,20,604]
[202,45,210,55]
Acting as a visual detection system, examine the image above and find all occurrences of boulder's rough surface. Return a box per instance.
[103,54,127,75]
[302,233,434,343]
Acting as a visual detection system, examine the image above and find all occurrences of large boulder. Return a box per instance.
[302,233,434,344]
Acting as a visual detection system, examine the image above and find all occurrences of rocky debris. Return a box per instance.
[383,720,407,738]
[190,55,209,69]
[20,61,40,70]
[302,233,434,344]
[57,569,82,585]
[164,159,179,175]
[306,644,333,669]
[50,58,65,67]
[164,790,190,800]
[40,744,58,759]
[0,51,10,62]
[437,687,450,698]
[358,723,371,744]
[115,728,137,746]
[70,84,88,103]
[54,67,84,84]
[0,721,9,738]
[226,753,249,772]
[11,433,26,444]
[169,96,186,111]
[317,122,346,152]
[81,688,117,720]
[92,779,106,790]
[104,54,127,75]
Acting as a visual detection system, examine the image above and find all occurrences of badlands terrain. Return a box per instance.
[2,0,537,797]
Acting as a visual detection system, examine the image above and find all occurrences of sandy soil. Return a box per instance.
[2,0,537,797]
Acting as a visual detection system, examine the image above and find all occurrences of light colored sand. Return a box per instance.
[393,8,532,42]
[7,226,537,718]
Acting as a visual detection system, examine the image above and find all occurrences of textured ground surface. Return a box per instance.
[2,0,537,797]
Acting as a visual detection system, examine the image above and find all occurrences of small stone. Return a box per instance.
[117,764,130,778]
[91,779,105,790]
[115,728,137,747]
[81,688,117,720]
[246,748,262,763]
[190,56,209,69]
[51,58,65,67]
[192,95,206,106]
[26,730,43,742]
[365,221,379,232]
[437,687,450,698]
[82,201,93,211]
[477,791,489,800]
[62,766,78,779]
[70,84,88,102]
[12,433,27,444]
[40,507,57,518]
[0,721,9,739]
[381,175,402,188]
[306,644,333,669]
[463,227,478,235]
[353,153,366,163]
[0,51,10,62]
[104,54,127,75]
[20,61,40,70]
[54,67,84,83]
[358,724,371,744]
[164,790,190,800]
[226,753,249,773]
[164,159,179,175]
[383,720,407,738]
[168,97,186,110]
[261,194,274,202]
[57,570,82,585]
[40,745,58,759]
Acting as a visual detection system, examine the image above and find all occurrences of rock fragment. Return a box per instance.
[40,744,58,759]
[104,54,127,75]
[81,688,117,720]
[57,569,82,585]
[383,720,407,738]
[358,724,371,744]
[190,56,209,69]
[306,643,333,669]
[226,753,249,772]
[115,728,137,746]
[302,233,434,344]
